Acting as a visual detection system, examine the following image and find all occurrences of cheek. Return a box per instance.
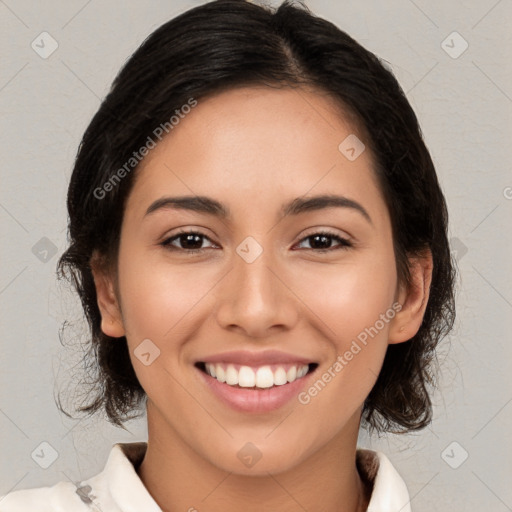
[295,253,397,407]
[115,249,212,395]
[290,250,397,402]
[116,247,214,341]
[291,251,398,343]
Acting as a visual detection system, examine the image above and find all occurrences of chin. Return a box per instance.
[200,435,316,477]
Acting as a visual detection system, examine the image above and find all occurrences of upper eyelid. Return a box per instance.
[299,227,352,241]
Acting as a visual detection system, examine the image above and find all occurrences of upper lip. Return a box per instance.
[198,350,315,366]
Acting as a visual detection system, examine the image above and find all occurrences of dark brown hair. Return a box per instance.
[57,0,455,434]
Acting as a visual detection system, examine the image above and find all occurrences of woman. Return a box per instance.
[1,0,455,510]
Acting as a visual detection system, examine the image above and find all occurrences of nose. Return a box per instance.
[214,244,299,338]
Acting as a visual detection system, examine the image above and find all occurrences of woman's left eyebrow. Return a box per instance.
[144,194,372,226]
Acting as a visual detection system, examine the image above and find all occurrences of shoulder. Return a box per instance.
[0,481,92,511]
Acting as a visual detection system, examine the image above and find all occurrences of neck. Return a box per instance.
[137,405,370,512]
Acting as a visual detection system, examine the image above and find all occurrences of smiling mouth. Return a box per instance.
[195,362,319,390]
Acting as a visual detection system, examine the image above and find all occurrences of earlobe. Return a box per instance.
[90,252,125,338]
[388,250,433,344]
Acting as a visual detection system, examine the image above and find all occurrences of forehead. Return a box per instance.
[125,85,385,223]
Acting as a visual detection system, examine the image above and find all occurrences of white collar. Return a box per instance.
[81,442,412,511]
[356,448,412,511]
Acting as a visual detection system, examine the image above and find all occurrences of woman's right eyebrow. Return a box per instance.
[144,195,228,218]
[143,194,373,226]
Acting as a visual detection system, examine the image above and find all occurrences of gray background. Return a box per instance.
[1,0,511,509]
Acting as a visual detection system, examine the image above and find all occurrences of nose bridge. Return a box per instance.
[214,235,297,335]
[232,236,278,308]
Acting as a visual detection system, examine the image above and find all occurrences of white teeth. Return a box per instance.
[215,365,226,383]
[286,366,297,382]
[206,363,216,378]
[297,365,308,378]
[225,364,238,385]
[255,366,274,388]
[238,366,255,387]
[205,363,310,388]
[273,367,288,385]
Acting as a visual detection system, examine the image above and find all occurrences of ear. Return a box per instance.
[90,251,125,338]
[388,249,433,344]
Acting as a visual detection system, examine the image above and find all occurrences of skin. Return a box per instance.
[92,85,432,512]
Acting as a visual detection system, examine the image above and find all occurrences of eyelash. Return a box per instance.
[160,229,352,254]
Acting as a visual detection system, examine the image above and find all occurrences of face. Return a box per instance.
[94,85,426,475]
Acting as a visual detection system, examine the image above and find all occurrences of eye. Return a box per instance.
[294,231,352,252]
[160,230,217,253]
[160,229,352,254]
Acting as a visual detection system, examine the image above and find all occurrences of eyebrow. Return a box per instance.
[144,194,372,224]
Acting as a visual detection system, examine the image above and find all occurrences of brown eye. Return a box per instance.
[295,231,352,252]
[161,230,216,253]
[160,229,352,254]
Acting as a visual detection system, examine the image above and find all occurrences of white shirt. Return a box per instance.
[0,442,412,511]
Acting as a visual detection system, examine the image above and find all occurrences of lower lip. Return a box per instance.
[196,366,316,413]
